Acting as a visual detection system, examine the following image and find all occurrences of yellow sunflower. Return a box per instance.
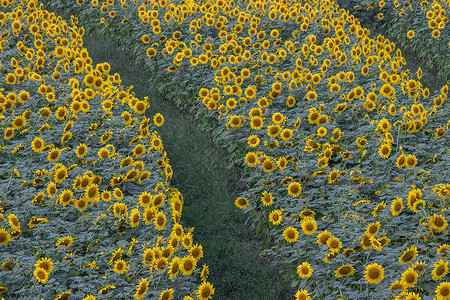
[364,263,384,284]
[432,260,449,280]
[287,181,302,197]
[283,226,299,243]
[334,265,355,278]
[31,137,45,152]
[134,278,149,300]
[197,282,214,300]
[297,262,313,279]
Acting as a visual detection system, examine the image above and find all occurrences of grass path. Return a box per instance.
[83,34,292,299]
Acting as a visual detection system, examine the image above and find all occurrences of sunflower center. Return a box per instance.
[340,266,351,274]
[434,217,444,227]
[369,268,380,279]
[441,287,450,296]
[202,287,211,297]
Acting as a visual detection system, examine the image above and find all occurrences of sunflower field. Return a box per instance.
[0,1,213,299]
[3,0,450,299]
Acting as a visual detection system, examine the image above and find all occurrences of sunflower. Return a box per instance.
[287,181,302,197]
[54,166,68,183]
[405,155,417,168]
[245,152,258,166]
[356,137,367,148]
[167,257,180,278]
[139,192,152,208]
[261,159,275,172]
[365,222,380,237]
[436,282,450,300]
[269,210,283,225]
[390,197,404,216]
[294,289,311,300]
[152,193,165,208]
[31,137,45,152]
[7,214,20,231]
[267,124,281,137]
[250,116,264,130]
[335,265,355,278]
[297,262,313,279]
[390,280,405,292]
[154,212,166,231]
[432,260,449,280]
[247,135,260,147]
[0,229,11,245]
[429,214,448,231]
[73,197,86,211]
[58,190,73,207]
[327,237,342,253]
[364,263,384,284]
[10,115,26,130]
[316,230,333,245]
[113,259,128,274]
[153,113,164,126]
[97,148,110,159]
[407,30,415,39]
[56,236,74,248]
[401,268,418,288]
[399,246,418,264]
[283,226,299,243]
[134,278,149,300]
[4,127,14,140]
[180,256,196,275]
[301,217,317,236]
[396,155,406,168]
[34,267,49,284]
[47,148,61,162]
[261,191,273,206]
[82,295,96,300]
[196,282,214,300]
[129,208,140,228]
[133,144,146,157]
[378,143,391,159]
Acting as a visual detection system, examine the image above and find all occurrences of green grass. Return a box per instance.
[82,34,293,299]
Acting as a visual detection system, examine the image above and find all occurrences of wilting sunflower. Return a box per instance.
[432,260,448,280]
[197,282,215,300]
[399,246,418,264]
[364,263,384,284]
[297,262,313,279]
[283,226,299,243]
[334,265,355,278]
[134,278,149,300]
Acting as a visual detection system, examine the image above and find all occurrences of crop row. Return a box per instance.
[43,0,449,299]
[0,1,213,299]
